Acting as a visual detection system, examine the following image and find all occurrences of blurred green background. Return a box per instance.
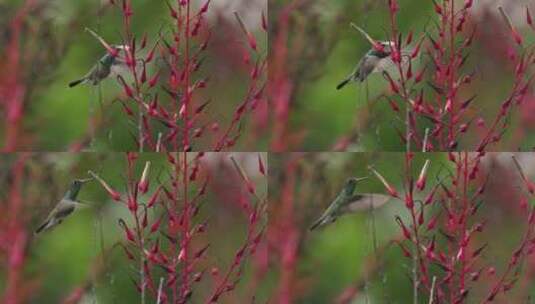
[0,152,270,303]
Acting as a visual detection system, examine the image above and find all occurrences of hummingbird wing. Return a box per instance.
[54,199,77,218]
[358,55,381,81]
[341,193,390,213]
[110,58,130,77]
[374,48,412,74]
[91,63,112,85]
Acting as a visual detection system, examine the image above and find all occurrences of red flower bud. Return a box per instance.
[396,216,411,239]
[200,0,210,14]
[150,216,162,233]
[389,0,399,13]
[138,161,151,194]
[464,0,473,9]
[127,196,138,213]
[416,160,430,191]
[119,219,135,243]
[383,72,400,94]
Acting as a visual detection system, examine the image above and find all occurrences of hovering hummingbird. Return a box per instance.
[68,45,131,88]
[336,41,395,90]
[309,177,391,230]
[35,178,93,234]
[336,25,412,90]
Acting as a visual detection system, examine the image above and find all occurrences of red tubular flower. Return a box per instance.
[512,28,524,46]
[406,60,413,79]
[383,72,400,94]
[247,33,258,52]
[388,0,399,13]
[369,166,399,198]
[88,170,121,201]
[119,219,136,243]
[405,31,413,45]
[199,0,210,14]
[122,0,133,18]
[424,186,437,206]
[127,195,138,213]
[433,0,443,16]
[427,214,439,231]
[416,159,430,191]
[234,12,257,51]
[397,241,412,258]
[414,66,426,83]
[464,0,473,9]
[396,216,411,239]
[117,75,133,98]
[138,161,150,194]
[404,192,414,209]
[391,49,401,64]
[388,98,400,112]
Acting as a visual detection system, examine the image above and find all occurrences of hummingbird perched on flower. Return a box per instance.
[35,178,93,234]
[68,45,130,88]
[309,177,391,230]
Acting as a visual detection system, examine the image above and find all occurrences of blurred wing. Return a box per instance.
[342,193,391,213]
[374,58,396,73]
[74,200,92,209]
[110,59,131,77]
[374,49,412,74]
[110,58,144,78]
[359,56,379,81]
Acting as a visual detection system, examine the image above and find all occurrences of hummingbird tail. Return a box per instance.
[68,78,85,88]
[309,216,326,231]
[336,78,351,90]
[35,221,49,234]
[309,220,322,231]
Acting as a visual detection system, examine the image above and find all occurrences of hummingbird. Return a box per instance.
[309,177,391,230]
[68,45,131,88]
[336,40,395,90]
[336,24,413,90]
[35,178,93,234]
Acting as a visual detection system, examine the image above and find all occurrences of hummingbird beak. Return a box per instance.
[350,23,379,47]
[354,177,368,183]
[77,177,94,184]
